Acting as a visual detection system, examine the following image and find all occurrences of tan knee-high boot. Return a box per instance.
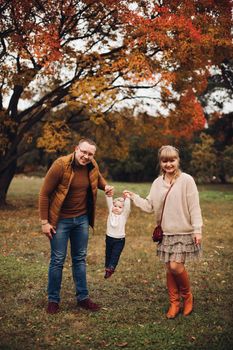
[175,269,193,316]
[166,272,180,319]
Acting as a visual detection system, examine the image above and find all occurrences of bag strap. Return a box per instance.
[159,183,174,226]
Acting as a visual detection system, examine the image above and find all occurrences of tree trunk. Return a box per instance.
[219,174,227,184]
[0,160,17,206]
[219,162,227,184]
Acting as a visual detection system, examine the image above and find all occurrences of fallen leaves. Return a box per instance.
[116,342,128,348]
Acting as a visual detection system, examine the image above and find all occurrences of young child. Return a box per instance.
[104,194,131,278]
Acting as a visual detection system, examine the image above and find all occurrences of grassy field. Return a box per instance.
[0,176,233,350]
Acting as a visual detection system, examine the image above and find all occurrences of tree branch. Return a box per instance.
[220,60,233,92]
[17,78,75,122]
[59,1,95,39]
[0,38,6,60]
[7,85,23,118]
[108,81,162,90]
[0,0,12,14]
[103,95,162,114]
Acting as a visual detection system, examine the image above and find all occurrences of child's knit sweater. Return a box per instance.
[106,197,131,239]
[132,173,203,235]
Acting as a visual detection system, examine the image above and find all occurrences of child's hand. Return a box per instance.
[123,190,134,199]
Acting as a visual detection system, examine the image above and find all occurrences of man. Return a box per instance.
[39,138,114,314]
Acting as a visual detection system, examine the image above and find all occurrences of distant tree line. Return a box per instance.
[20,122,233,184]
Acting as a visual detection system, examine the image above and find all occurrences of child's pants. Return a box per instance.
[105,235,125,270]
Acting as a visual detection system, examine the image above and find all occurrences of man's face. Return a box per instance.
[75,141,96,166]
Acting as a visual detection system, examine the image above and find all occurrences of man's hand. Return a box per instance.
[42,222,56,240]
[105,185,114,197]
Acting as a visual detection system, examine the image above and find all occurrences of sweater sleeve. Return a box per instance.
[98,171,107,190]
[123,198,131,217]
[91,159,107,191]
[39,160,63,221]
[131,185,154,213]
[186,176,203,234]
[105,195,113,213]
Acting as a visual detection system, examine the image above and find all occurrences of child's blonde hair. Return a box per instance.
[158,145,181,178]
[113,197,124,205]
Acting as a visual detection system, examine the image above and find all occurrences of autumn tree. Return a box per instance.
[198,59,233,182]
[190,133,219,182]
[223,145,233,180]
[0,0,232,204]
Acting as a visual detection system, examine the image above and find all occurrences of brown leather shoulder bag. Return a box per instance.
[152,184,174,243]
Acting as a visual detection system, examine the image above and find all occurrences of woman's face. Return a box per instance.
[160,157,179,175]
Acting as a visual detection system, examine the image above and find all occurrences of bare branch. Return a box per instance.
[0,38,6,60]
[7,85,23,118]
[22,46,42,70]
[103,95,162,114]
[17,78,75,122]
[16,54,21,72]
[0,0,12,14]
[100,45,126,58]
[107,81,162,90]
[59,1,95,39]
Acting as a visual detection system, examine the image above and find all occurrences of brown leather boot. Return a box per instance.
[175,269,193,316]
[166,272,180,319]
[46,301,59,314]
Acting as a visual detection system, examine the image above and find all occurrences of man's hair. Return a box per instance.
[78,138,97,148]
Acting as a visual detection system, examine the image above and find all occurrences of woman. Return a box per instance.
[124,145,202,319]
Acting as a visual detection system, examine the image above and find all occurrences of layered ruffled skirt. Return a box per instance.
[157,234,202,263]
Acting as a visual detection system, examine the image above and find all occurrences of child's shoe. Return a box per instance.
[104,268,115,279]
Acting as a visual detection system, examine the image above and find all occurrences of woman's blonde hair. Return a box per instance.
[158,145,181,178]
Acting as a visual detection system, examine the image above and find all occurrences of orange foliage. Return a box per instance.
[166,89,206,139]
[135,88,206,146]
[120,0,232,96]
[0,0,232,159]
[37,121,71,153]
[32,25,62,64]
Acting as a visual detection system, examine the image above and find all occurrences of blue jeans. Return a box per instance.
[105,235,125,270]
[48,215,89,303]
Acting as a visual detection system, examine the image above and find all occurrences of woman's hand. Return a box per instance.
[123,190,134,199]
[193,233,202,246]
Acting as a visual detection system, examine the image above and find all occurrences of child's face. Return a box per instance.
[112,200,124,215]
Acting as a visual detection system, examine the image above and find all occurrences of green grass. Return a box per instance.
[0,177,233,350]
